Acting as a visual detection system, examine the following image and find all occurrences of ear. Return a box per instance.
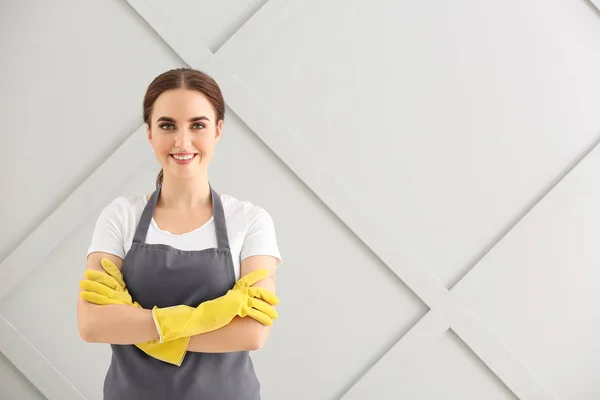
[215,120,223,142]
[146,124,152,143]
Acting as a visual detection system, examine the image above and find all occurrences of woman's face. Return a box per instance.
[147,88,222,181]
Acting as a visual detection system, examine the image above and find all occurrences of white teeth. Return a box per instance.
[172,154,194,160]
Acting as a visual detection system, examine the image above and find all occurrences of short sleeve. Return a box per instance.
[86,197,127,259]
[240,205,282,267]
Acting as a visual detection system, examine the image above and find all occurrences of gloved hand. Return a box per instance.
[135,335,189,367]
[79,258,189,366]
[79,260,137,306]
[152,268,279,343]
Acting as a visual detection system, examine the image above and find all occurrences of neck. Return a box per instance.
[158,172,211,210]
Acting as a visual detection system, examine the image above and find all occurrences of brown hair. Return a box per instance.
[142,68,225,188]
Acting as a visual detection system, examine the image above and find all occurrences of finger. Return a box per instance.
[79,279,117,298]
[84,270,120,290]
[100,258,126,289]
[80,291,125,306]
[249,298,279,320]
[246,287,279,306]
[236,268,270,288]
[243,306,274,326]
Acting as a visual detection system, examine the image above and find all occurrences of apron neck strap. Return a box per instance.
[210,184,230,249]
[132,183,230,249]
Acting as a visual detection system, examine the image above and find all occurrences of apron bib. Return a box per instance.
[103,184,260,400]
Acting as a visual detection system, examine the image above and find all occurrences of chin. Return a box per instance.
[166,167,202,180]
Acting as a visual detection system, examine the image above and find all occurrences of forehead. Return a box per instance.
[152,88,215,120]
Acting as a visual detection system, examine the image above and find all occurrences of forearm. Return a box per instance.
[78,302,159,344]
[186,316,269,353]
[187,271,276,353]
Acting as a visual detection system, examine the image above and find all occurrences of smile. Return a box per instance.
[170,153,198,164]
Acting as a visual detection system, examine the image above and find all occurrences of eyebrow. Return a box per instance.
[156,116,210,123]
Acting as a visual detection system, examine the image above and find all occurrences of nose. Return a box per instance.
[174,127,192,148]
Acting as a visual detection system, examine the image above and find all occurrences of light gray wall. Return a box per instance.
[2,0,600,399]
[0,353,45,400]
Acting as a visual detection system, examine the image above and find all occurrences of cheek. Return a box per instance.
[194,136,215,152]
[151,136,172,155]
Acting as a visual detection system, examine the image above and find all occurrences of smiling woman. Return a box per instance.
[76,68,282,400]
[143,72,225,188]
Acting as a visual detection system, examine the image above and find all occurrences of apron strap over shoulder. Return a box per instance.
[133,186,160,244]
[210,184,230,250]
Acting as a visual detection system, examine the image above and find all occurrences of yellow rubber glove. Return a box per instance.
[152,268,280,343]
[79,259,190,366]
[79,268,135,306]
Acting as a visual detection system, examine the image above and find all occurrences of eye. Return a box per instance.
[192,123,205,129]
[158,123,175,130]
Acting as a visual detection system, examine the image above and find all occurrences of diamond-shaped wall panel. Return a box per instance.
[454,141,600,399]
[234,0,600,288]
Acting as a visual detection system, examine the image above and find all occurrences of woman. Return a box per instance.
[77,68,282,399]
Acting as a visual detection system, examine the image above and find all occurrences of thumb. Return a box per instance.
[235,268,270,289]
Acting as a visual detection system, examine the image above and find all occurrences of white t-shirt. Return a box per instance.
[87,193,282,281]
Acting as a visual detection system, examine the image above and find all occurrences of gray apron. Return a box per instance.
[103,184,261,400]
